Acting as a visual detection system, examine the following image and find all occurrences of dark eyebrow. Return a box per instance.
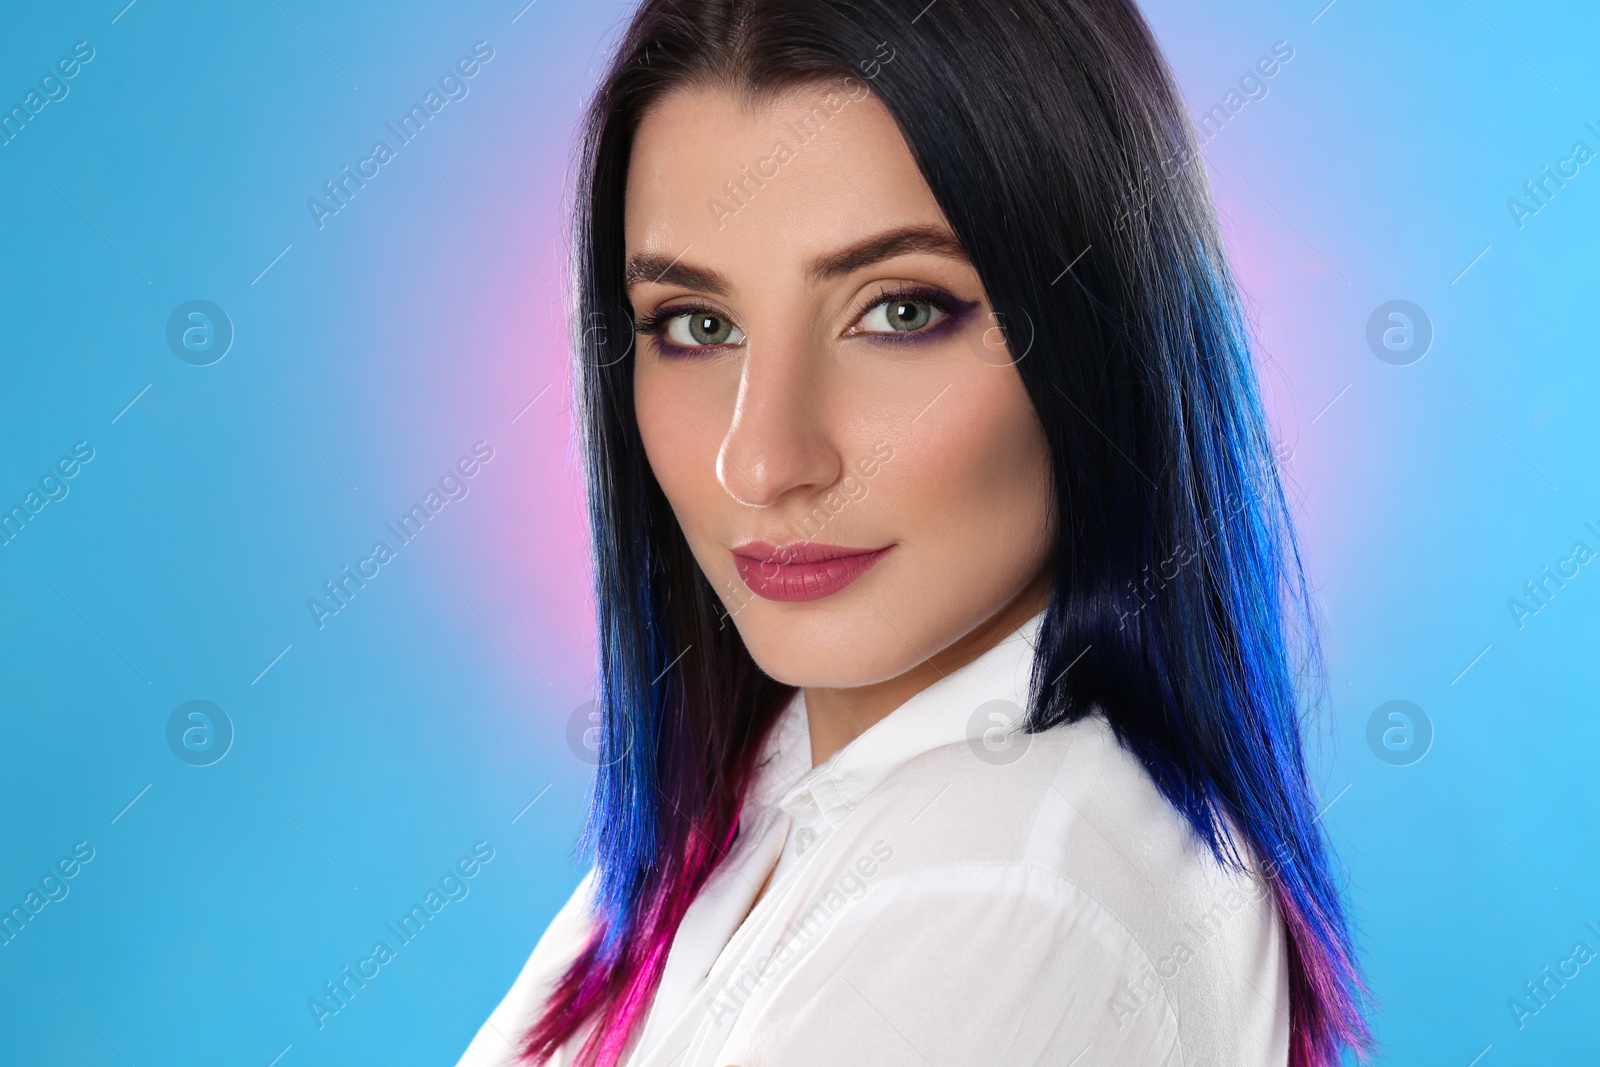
[804,224,969,285]
[623,224,969,295]
[624,248,730,295]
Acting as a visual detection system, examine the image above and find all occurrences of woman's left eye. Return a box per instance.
[857,297,948,335]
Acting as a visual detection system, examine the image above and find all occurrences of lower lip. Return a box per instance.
[733,547,891,603]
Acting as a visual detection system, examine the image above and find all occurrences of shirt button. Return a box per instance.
[794,826,817,856]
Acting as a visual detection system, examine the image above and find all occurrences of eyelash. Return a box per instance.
[635,284,973,358]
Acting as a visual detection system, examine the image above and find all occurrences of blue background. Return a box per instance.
[0,1,1595,1064]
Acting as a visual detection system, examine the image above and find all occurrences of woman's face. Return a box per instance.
[625,78,1055,688]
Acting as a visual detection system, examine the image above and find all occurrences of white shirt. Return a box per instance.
[457,610,1290,1066]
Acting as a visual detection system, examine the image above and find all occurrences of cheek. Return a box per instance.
[897,372,1052,550]
[633,364,731,534]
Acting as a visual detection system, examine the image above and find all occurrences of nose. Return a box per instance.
[716,331,841,508]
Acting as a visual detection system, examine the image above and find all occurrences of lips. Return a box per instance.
[730,540,892,602]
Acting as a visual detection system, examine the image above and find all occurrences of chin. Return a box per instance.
[730,602,925,689]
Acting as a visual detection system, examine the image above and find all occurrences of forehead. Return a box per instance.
[623,81,949,270]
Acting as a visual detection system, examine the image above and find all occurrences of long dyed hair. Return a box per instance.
[523,0,1376,1064]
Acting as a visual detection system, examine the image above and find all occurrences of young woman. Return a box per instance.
[456,0,1374,1064]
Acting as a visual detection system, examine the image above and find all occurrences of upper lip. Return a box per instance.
[731,540,887,565]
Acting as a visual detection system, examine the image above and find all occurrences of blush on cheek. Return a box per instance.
[633,378,736,582]
[928,373,1048,498]
[635,378,708,476]
[904,381,1053,579]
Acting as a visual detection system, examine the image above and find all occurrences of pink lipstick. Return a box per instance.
[730,540,891,602]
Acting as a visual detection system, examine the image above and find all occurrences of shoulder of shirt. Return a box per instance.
[869,707,1268,898]
[816,710,1289,1061]
[842,706,1285,992]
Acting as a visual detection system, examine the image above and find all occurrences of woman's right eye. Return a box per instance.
[658,311,746,349]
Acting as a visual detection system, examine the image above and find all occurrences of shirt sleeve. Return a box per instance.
[455,868,597,1067]
[725,862,1188,1067]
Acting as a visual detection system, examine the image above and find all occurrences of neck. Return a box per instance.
[802,570,1053,768]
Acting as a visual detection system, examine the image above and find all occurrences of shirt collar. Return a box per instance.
[750,608,1047,829]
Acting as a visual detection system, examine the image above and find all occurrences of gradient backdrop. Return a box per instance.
[1,1,1595,1064]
